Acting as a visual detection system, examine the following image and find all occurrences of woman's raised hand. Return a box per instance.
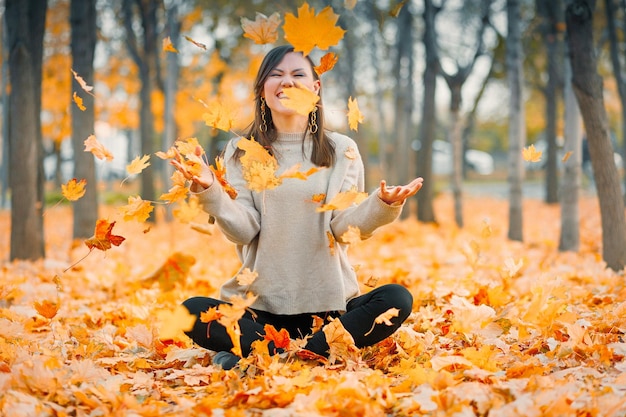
[378,178,423,206]
[170,145,215,191]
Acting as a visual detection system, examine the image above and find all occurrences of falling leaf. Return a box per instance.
[157,305,197,341]
[327,230,336,256]
[281,83,320,116]
[503,257,523,278]
[316,187,368,212]
[144,252,196,292]
[33,299,59,319]
[562,151,573,162]
[184,35,208,50]
[241,12,281,44]
[160,184,190,204]
[162,36,178,53]
[389,0,408,17]
[200,306,222,323]
[173,196,202,223]
[283,3,347,56]
[84,135,114,161]
[522,144,542,162]
[340,225,362,245]
[73,92,86,111]
[209,156,238,199]
[322,317,359,363]
[71,68,94,95]
[311,193,326,203]
[314,52,338,75]
[127,155,151,175]
[236,268,258,286]
[263,324,290,350]
[218,293,258,356]
[202,102,237,132]
[345,0,358,10]
[118,196,154,222]
[61,178,87,201]
[347,96,365,131]
[364,308,400,336]
[84,219,125,252]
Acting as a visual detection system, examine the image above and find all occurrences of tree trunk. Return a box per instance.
[606,0,626,201]
[6,0,47,260]
[566,0,626,271]
[162,1,180,222]
[70,0,98,239]
[506,0,526,242]
[417,0,440,224]
[1,13,9,209]
[538,0,565,204]
[122,0,159,221]
[559,56,582,251]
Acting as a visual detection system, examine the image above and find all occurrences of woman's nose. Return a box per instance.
[281,77,294,87]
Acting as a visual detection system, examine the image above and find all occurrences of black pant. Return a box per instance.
[182,283,413,358]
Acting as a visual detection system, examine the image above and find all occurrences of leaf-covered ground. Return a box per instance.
[1,194,626,416]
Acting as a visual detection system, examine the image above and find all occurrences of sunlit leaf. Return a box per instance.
[162,36,178,53]
[241,12,281,44]
[281,83,320,116]
[61,178,86,201]
[316,187,368,212]
[283,3,346,56]
[347,96,365,131]
[314,52,338,76]
[84,135,114,161]
[522,144,542,162]
[73,92,86,111]
[118,196,154,222]
[84,219,125,252]
[126,154,151,175]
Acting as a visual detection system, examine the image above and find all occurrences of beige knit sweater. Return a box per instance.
[196,131,403,315]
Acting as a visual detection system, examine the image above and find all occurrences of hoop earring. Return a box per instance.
[309,107,318,134]
[259,97,268,133]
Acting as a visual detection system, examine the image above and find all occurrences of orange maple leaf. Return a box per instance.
[316,187,368,212]
[263,324,290,350]
[126,154,151,175]
[84,219,125,252]
[160,184,190,204]
[157,305,197,341]
[322,317,359,363]
[200,306,223,323]
[143,252,196,292]
[522,144,542,162]
[241,12,281,44]
[347,96,365,131]
[364,307,400,336]
[209,156,238,199]
[61,178,87,201]
[314,52,338,75]
[281,83,320,116]
[73,92,86,111]
[218,292,258,357]
[236,268,258,286]
[283,3,346,56]
[84,135,114,161]
[162,36,178,53]
[34,299,60,319]
[118,196,154,222]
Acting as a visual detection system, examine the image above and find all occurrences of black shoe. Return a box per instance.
[212,351,240,370]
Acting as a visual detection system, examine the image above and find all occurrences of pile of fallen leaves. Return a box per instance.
[1,193,625,416]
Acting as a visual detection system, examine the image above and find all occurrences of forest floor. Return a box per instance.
[1,193,625,416]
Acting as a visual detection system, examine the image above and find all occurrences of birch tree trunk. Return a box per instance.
[566,0,626,271]
[506,0,526,242]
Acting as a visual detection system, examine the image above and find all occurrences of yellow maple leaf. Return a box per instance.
[522,144,542,162]
[126,154,151,175]
[314,52,338,75]
[279,163,325,181]
[236,268,258,286]
[73,92,86,111]
[364,307,400,337]
[316,187,368,212]
[162,36,178,53]
[160,184,189,204]
[241,12,281,44]
[119,195,154,222]
[209,156,238,199]
[281,83,320,116]
[237,137,282,193]
[283,3,346,56]
[202,102,237,132]
[218,292,258,356]
[61,178,87,201]
[84,135,114,161]
[157,305,197,341]
[200,306,222,324]
[322,317,359,363]
[327,231,336,256]
[340,225,362,245]
[347,96,365,131]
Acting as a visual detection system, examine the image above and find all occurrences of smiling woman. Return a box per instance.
[171,44,423,370]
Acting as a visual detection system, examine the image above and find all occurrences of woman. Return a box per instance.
[175,44,423,370]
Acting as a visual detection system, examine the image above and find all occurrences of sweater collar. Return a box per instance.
[276,132,308,143]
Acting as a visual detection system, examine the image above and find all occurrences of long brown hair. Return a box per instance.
[236,44,335,167]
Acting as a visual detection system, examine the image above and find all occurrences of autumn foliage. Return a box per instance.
[2,196,626,415]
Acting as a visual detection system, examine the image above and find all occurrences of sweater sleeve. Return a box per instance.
[328,134,404,240]
[195,139,261,245]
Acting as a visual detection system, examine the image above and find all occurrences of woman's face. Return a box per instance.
[262,51,320,117]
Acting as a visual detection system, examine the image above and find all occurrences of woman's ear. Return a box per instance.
[313,79,321,95]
